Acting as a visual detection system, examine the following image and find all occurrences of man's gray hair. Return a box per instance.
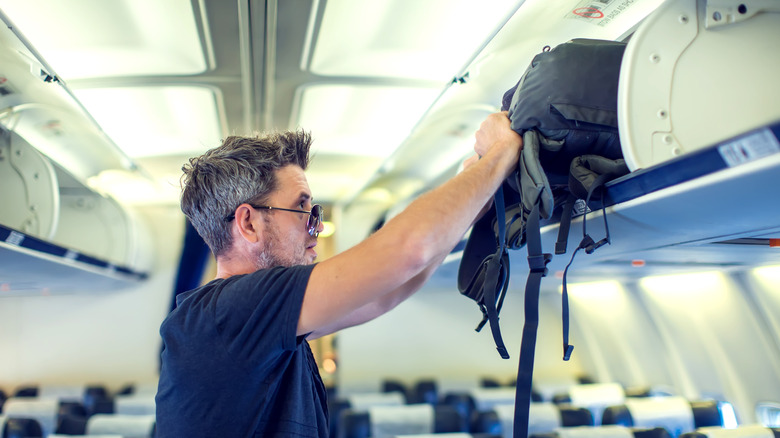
[181,130,312,257]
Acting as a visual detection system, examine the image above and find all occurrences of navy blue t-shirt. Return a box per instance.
[155,264,328,437]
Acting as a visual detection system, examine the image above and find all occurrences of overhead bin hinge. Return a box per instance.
[451,72,470,84]
[36,69,59,83]
[20,51,60,83]
[706,0,780,29]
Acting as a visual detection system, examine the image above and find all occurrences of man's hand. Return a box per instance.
[474,111,522,160]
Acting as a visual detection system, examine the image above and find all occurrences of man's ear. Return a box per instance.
[232,204,262,244]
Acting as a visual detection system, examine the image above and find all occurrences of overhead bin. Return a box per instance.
[0,9,152,293]
[618,0,780,171]
[0,144,152,294]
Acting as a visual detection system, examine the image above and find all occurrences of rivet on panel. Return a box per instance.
[657,110,668,119]
[650,53,661,63]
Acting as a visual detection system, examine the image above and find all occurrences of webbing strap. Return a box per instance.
[482,184,510,359]
[555,195,577,255]
[561,172,614,362]
[513,200,551,438]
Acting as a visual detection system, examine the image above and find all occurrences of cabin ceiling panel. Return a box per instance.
[294,84,442,158]
[307,0,520,81]
[0,0,207,79]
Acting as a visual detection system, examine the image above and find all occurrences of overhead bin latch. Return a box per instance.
[706,0,780,29]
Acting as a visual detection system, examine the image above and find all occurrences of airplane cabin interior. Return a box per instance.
[0,0,779,437]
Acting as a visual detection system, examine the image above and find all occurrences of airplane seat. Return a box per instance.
[11,384,111,417]
[0,391,6,411]
[559,406,595,427]
[382,379,410,403]
[82,387,113,417]
[679,424,780,437]
[411,379,438,405]
[49,435,122,438]
[601,396,722,437]
[113,394,155,416]
[1,416,44,438]
[115,382,158,397]
[530,425,672,438]
[329,397,353,438]
[331,391,407,438]
[338,404,466,438]
[1,398,58,437]
[11,389,36,399]
[390,435,502,438]
[552,383,626,426]
[480,378,503,388]
[617,0,780,171]
[471,402,593,437]
[54,413,87,435]
[690,401,724,428]
[85,414,155,438]
[441,392,477,429]
[57,401,87,419]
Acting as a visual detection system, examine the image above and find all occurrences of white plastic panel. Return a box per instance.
[52,192,134,266]
[638,271,780,423]
[567,281,674,388]
[0,131,58,239]
[618,0,780,170]
[748,265,780,364]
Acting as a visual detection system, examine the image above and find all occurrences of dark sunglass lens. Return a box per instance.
[308,205,323,235]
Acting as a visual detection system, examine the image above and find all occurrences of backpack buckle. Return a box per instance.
[527,253,552,274]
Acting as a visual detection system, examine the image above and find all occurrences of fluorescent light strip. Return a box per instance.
[0,0,205,78]
[74,86,221,158]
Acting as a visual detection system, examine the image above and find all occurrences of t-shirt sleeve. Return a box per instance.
[214,264,316,370]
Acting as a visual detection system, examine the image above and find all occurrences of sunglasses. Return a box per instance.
[225,204,324,237]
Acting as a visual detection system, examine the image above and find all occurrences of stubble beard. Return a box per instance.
[252,219,309,270]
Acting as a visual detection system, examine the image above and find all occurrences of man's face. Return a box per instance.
[252,165,320,269]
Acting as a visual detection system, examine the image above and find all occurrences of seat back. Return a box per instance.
[114,395,155,416]
[602,397,723,437]
[565,383,626,426]
[339,404,466,438]
[2,398,58,437]
[369,403,434,438]
[85,414,155,438]
[346,392,406,411]
[681,424,780,437]
[532,425,671,438]
[472,401,592,438]
[2,416,45,438]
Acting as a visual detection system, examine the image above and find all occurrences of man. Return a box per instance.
[155,112,522,436]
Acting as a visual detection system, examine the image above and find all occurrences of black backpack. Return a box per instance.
[457,38,630,438]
